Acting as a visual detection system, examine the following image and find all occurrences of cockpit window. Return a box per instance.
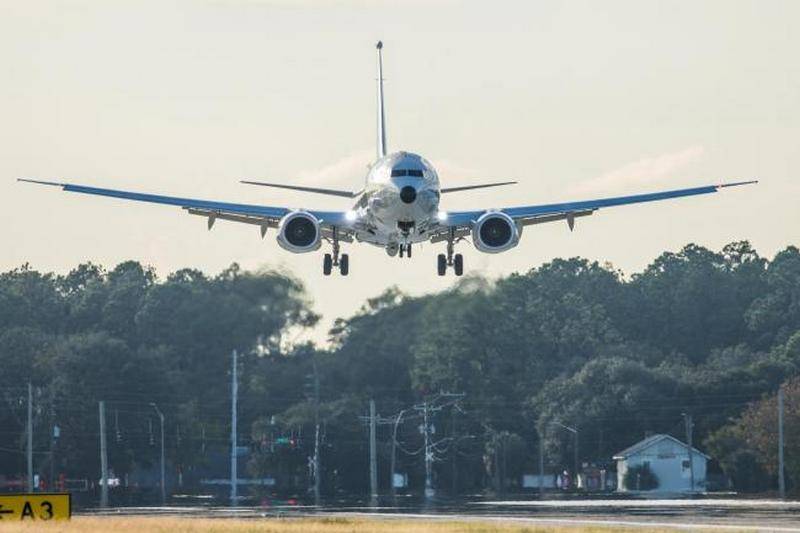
[391,169,424,177]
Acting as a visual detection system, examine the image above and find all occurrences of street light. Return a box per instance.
[552,421,579,485]
[150,403,166,505]
[390,409,408,500]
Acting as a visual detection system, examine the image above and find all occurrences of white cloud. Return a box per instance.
[296,149,373,187]
[570,145,706,195]
[431,159,479,182]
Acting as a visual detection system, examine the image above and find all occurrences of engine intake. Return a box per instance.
[277,211,322,253]
[471,211,520,253]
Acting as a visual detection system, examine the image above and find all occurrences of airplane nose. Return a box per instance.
[400,185,417,204]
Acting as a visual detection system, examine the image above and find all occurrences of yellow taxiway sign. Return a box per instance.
[0,493,71,521]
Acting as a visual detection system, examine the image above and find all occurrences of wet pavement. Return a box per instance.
[83,496,800,531]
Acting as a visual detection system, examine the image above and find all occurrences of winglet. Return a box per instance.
[17,178,65,188]
[716,179,758,189]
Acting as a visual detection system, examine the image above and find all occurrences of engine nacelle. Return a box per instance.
[471,211,521,253]
[277,211,322,253]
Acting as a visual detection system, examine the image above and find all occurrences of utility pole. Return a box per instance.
[312,361,321,506]
[451,407,458,496]
[423,401,433,499]
[683,413,695,493]
[778,387,786,499]
[230,349,238,505]
[151,403,166,505]
[369,399,378,504]
[27,382,33,492]
[413,393,465,500]
[99,401,108,508]
[538,426,545,498]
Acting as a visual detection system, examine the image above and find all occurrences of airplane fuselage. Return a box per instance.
[354,151,441,252]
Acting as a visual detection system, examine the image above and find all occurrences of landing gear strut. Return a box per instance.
[323,228,349,276]
[437,228,463,276]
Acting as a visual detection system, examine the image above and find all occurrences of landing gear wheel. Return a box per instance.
[406,244,412,258]
[454,254,464,276]
[399,246,405,258]
[339,254,349,276]
[437,254,447,276]
[323,254,333,276]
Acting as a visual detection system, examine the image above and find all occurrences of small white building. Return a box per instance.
[613,434,708,493]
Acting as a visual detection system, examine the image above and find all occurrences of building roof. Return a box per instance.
[612,433,710,460]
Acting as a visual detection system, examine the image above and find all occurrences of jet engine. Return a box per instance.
[471,211,520,253]
[277,211,322,253]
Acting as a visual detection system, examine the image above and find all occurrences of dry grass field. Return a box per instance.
[0,516,700,533]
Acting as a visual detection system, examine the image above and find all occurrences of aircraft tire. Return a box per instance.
[323,254,333,276]
[454,254,464,276]
[437,254,447,276]
[340,254,350,276]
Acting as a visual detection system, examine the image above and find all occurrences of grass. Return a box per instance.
[0,516,720,533]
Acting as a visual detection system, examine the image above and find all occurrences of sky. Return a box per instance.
[2,0,798,344]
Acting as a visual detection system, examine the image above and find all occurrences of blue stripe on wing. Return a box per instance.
[502,184,717,218]
[19,179,290,218]
[447,181,756,224]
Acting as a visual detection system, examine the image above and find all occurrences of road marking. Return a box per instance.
[335,512,800,532]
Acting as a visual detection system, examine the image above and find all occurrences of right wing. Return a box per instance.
[430,180,757,242]
[18,178,356,238]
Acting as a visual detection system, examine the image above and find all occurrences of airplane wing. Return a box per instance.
[431,180,757,241]
[17,178,355,238]
[440,181,517,194]
[240,180,362,198]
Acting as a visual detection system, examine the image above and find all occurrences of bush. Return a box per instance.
[623,463,659,491]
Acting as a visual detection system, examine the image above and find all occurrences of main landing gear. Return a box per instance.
[324,229,349,276]
[437,228,463,276]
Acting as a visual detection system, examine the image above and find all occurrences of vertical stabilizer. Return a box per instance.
[376,41,387,159]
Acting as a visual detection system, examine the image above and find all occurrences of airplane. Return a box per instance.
[20,41,756,277]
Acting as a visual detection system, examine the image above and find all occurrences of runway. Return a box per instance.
[84,498,800,532]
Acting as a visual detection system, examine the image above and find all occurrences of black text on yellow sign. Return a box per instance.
[0,493,71,521]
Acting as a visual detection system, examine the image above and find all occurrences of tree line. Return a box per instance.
[1,241,799,499]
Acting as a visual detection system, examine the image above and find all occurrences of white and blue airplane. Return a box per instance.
[20,42,755,277]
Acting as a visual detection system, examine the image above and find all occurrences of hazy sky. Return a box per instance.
[3,1,798,343]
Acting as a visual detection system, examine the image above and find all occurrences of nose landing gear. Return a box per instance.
[324,228,349,276]
[398,244,412,258]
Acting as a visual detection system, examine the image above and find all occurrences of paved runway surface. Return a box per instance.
[85,498,800,532]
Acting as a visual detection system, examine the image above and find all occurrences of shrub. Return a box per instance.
[623,463,659,491]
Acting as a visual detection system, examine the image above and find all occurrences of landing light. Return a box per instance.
[345,210,358,222]
[437,211,448,221]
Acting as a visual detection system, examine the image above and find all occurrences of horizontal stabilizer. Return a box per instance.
[441,181,517,194]
[240,180,361,198]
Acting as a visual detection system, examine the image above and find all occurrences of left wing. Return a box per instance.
[17,178,355,237]
[432,180,757,240]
